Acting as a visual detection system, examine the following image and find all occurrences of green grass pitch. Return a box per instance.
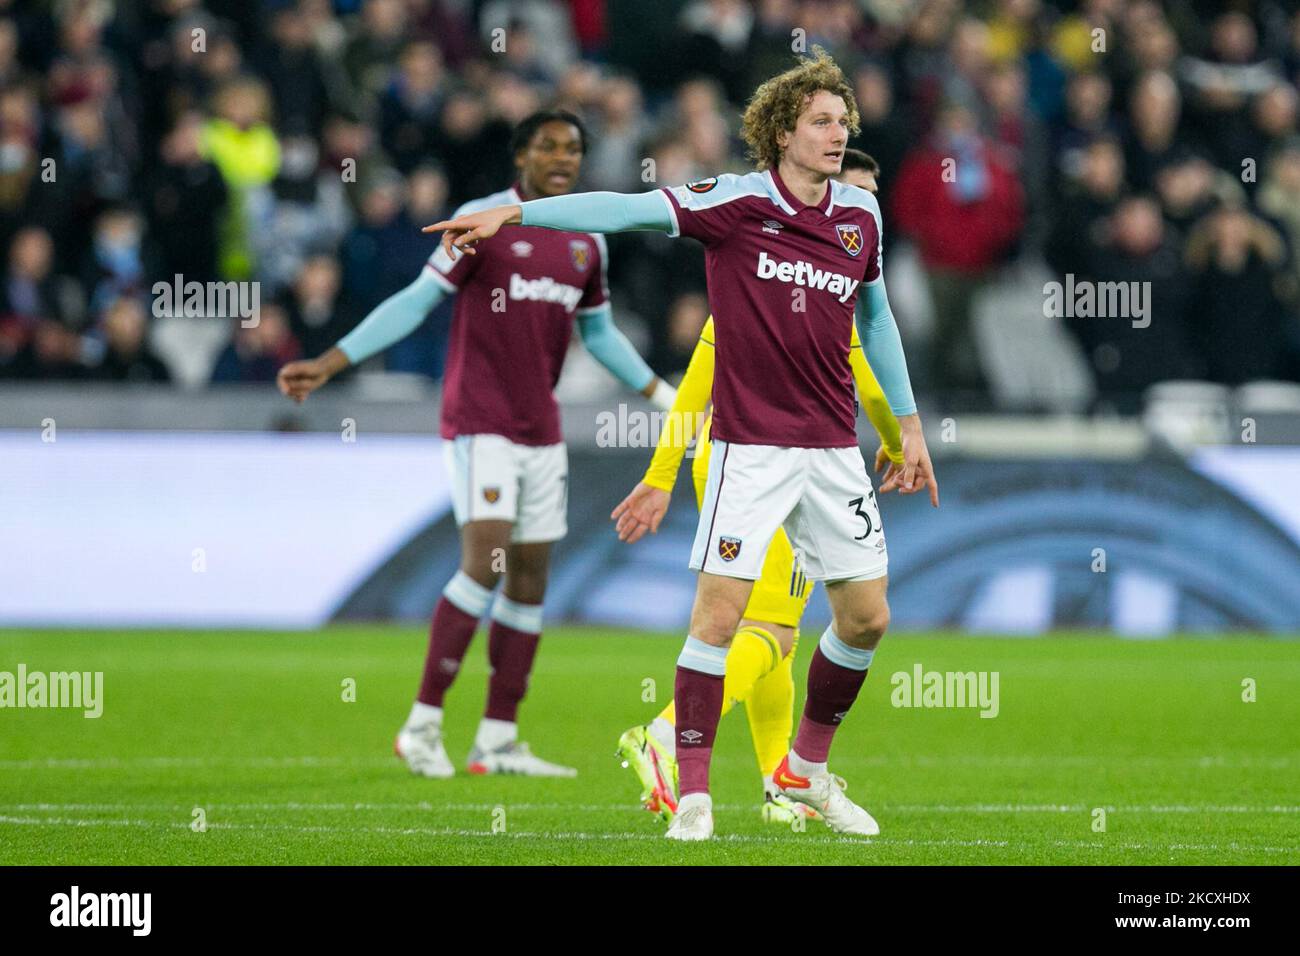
[1,627,1296,865]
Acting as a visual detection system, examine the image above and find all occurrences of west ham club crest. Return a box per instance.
[836,223,863,257]
[569,240,590,271]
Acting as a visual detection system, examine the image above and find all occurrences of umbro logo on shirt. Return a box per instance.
[510,241,533,257]
[762,220,783,235]
[679,729,704,743]
[754,251,860,303]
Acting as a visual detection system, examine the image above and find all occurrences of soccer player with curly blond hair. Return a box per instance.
[426,50,940,840]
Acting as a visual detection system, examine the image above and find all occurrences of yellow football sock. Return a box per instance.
[657,626,782,726]
[745,630,799,777]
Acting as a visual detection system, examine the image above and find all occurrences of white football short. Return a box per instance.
[689,439,888,583]
[442,434,568,543]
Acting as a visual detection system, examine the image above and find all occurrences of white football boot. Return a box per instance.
[772,754,879,836]
[665,793,714,841]
[394,721,455,779]
[466,741,577,777]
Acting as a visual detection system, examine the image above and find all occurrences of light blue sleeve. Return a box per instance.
[336,269,446,365]
[520,191,674,233]
[856,279,918,417]
[576,303,655,391]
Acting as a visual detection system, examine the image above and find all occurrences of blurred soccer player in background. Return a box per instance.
[278,111,676,778]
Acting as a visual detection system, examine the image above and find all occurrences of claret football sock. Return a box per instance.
[484,594,543,723]
[417,571,493,707]
[791,626,874,766]
[674,636,728,796]
[654,625,780,760]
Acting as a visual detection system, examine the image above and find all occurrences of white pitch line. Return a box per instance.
[1046,839,1297,855]
[0,802,653,813]
[0,814,1294,854]
[0,756,395,770]
[882,803,1300,814]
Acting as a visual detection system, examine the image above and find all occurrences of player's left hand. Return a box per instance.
[879,416,939,507]
[611,482,671,543]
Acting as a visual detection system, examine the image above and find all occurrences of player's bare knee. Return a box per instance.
[459,543,503,588]
[691,574,753,646]
[502,543,551,604]
[459,562,500,591]
[503,569,547,605]
[692,617,737,648]
[836,605,890,649]
[460,521,512,588]
[690,604,741,647]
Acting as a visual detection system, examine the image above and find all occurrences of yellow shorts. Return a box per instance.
[692,416,812,628]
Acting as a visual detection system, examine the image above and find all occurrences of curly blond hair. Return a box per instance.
[741,47,861,171]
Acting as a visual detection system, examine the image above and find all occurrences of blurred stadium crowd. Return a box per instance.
[1,0,1299,412]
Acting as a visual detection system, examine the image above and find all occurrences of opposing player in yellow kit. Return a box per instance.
[613,150,903,824]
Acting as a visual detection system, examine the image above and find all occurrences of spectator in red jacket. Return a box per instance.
[892,103,1026,395]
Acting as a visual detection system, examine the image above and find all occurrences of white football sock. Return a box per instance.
[648,716,676,756]
[407,701,443,729]
[677,792,712,812]
[475,717,517,752]
[788,749,827,779]
[443,570,494,617]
